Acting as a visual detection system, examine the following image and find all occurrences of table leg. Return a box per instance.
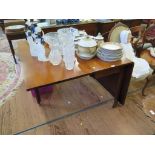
[8,39,17,64]
[113,98,118,108]
[112,71,124,108]
[34,88,41,104]
[117,64,134,105]
[142,77,149,96]
[92,63,134,108]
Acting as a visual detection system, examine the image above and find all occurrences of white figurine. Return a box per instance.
[35,38,48,61]
[120,30,153,78]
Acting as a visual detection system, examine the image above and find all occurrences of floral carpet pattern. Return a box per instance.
[0,35,11,53]
[0,52,22,106]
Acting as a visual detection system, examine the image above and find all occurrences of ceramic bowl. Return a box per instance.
[77,45,97,55]
[77,36,97,55]
[76,50,96,60]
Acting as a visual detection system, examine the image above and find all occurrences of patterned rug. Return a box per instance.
[0,35,11,53]
[0,52,22,106]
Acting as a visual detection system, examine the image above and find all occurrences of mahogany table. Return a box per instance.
[17,40,134,107]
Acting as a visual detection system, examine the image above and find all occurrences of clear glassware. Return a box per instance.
[57,28,75,70]
[27,36,38,57]
[44,32,62,65]
[35,38,48,61]
[48,38,62,65]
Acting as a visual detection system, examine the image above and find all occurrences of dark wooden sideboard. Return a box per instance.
[42,22,98,35]
[42,19,143,41]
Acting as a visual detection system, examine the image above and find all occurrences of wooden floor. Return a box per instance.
[0,28,155,135]
[0,74,155,135]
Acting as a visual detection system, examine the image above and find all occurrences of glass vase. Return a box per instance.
[57,28,75,70]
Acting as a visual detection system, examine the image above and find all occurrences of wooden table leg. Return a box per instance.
[34,88,41,104]
[8,39,17,64]
[94,71,124,108]
[112,71,124,108]
[92,63,134,108]
[117,63,134,105]
[113,98,118,108]
[142,77,150,96]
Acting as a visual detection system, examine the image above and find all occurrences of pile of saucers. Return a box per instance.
[97,42,123,61]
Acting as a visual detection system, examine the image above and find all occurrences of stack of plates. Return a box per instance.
[97,42,123,61]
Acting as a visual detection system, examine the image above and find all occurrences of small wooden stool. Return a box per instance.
[5,25,26,64]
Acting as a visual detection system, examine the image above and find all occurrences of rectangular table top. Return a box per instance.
[17,40,132,90]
